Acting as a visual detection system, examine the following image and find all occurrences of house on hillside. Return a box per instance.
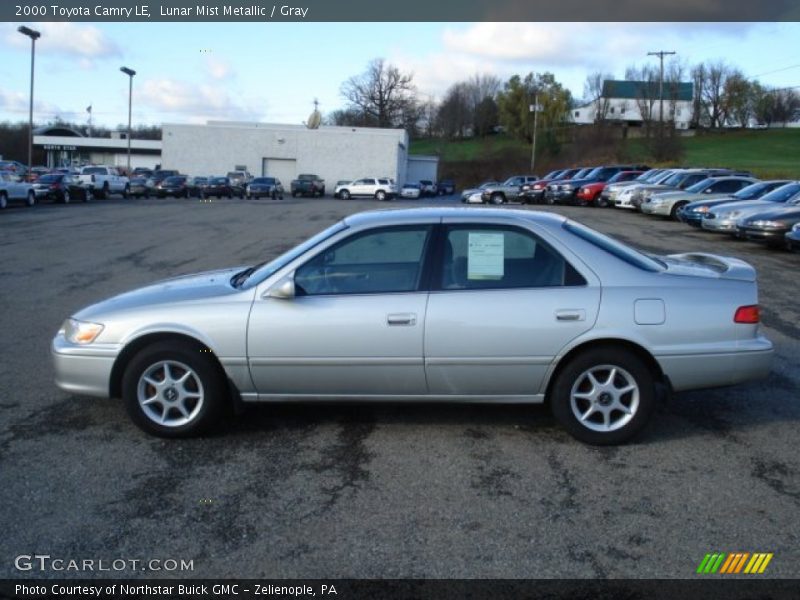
[572,80,694,129]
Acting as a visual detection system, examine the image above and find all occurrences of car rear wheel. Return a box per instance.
[550,347,656,445]
[122,341,227,438]
[375,190,387,201]
[596,194,607,208]
[490,193,504,205]
[0,192,7,209]
[26,190,35,207]
[102,183,111,199]
[63,190,71,204]
[339,189,351,200]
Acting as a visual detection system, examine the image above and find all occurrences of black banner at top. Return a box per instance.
[4,0,800,22]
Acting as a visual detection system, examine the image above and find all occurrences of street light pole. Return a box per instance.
[18,26,41,180]
[529,94,539,173]
[120,66,136,173]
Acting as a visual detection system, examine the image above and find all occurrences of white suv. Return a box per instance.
[335,177,397,201]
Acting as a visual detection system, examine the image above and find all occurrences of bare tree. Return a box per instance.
[583,71,613,122]
[340,58,418,128]
[699,61,734,129]
[625,64,659,132]
[436,82,471,138]
[723,70,752,128]
[690,63,707,128]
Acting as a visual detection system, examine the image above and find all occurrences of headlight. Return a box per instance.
[533,184,543,190]
[750,220,783,228]
[792,222,800,232]
[561,184,573,191]
[694,206,710,213]
[580,187,588,194]
[63,318,104,344]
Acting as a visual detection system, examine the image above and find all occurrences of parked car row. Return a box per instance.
[610,170,800,251]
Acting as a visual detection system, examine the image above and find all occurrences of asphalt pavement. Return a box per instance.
[0,194,798,579]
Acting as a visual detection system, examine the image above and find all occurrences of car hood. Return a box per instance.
[741,207,800,224]
[74,267,247,321]
[710,199,779,217]
[684,196,738,211]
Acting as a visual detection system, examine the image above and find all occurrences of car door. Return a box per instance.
[247,224,435,397]
[424,221,601,397]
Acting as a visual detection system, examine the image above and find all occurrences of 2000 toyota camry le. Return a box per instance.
[52,208,773,445]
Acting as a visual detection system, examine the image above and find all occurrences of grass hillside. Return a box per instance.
[410,128,800,180]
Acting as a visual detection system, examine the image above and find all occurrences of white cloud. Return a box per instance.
[205,56,235,80]
[139,77,265,122]
[4,22,121,59]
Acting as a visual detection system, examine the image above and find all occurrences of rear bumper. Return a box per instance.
[656,337,773,392]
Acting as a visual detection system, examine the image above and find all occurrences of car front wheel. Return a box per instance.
[122,341,227,438]
[490,193,504,205]
[550,347,656,445]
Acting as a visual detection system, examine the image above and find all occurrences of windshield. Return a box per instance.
[38,174,61,183]
[82,167,105,175]
[662,172,688,187]
[733,181,776,200]
[211,177,227,184]
[238,221,349,289]
[563,220,665,272]
[685,179,715,194]
[573,169,592,179]
[761,182,800,203]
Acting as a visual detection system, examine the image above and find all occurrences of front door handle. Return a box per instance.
[555,309,586,322]
[387,313,417,326]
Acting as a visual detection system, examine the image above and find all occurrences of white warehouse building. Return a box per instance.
[162,121,438,188]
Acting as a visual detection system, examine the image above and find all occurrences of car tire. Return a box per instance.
[340,189,351,200]
[122,184,130,199]
[596,195,608,208]
[670,202,686,220]
[102,183,111,199]
[490,193,504,205]
[122,340,228,438]
[26,190,35,207]
[375,190,387,201]
[0,192,7,209]
[63,190,71,204]
[550,347,656,445]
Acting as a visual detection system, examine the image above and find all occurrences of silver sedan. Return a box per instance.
[52,208,773,444]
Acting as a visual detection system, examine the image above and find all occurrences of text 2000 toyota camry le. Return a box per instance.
[52,208,773,445]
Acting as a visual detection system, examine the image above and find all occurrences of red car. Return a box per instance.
[575,170,644,207]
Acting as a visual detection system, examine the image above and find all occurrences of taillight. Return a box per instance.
[734,305,760,324]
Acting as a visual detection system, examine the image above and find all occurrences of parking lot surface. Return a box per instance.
[1,195,798,579]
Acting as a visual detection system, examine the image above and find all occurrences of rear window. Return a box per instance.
[563,220,665,272]
[253,178,275,184]
[38,174,61,183]
[82,167,106,175]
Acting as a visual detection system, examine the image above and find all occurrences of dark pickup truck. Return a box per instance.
[290,174,325,197]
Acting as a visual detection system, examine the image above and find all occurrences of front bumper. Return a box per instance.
[52,334,119,398]
[739,226,789,243]
[640,201,672,216]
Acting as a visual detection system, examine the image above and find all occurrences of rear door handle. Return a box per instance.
[387,313,417,326]
[555,309,586,322]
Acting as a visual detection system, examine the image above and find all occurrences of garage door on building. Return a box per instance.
[262,158,297,184]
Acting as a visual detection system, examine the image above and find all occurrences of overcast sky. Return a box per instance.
[1,21,798,129]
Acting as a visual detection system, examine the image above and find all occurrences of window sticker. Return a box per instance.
[467,232,504,280]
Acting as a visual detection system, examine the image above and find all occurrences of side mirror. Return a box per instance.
[265,275,295,299]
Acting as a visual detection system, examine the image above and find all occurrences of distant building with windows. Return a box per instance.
[572,80,694,129]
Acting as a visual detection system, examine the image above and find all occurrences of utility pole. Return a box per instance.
[647,50,676,126]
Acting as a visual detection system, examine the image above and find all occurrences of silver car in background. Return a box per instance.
[702,182,800,234]
[52,208,772,445]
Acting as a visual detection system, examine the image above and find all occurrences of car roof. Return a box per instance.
[343,207,568,228]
